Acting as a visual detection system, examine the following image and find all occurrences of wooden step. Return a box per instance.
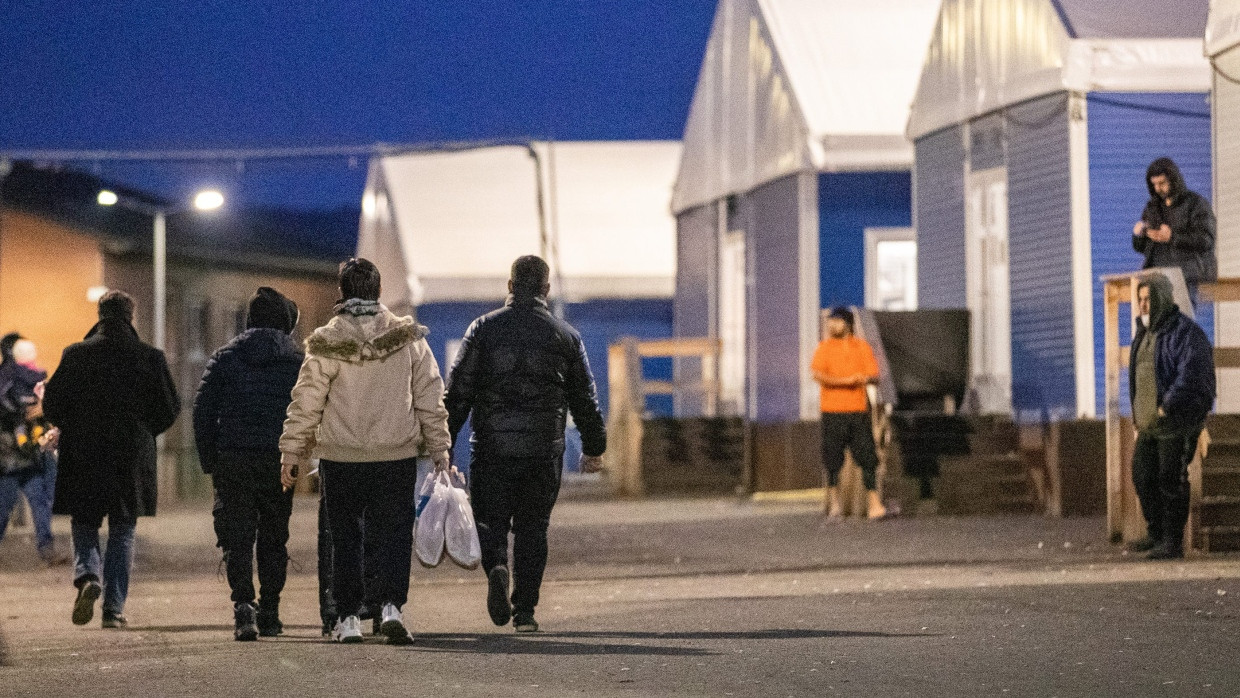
[1202,466,1240,497]
[1207,414,1240,441]
[1197,525,1240,553]
[1204,439,1240,468]
[1198,496,1240,528]
[941,453,1026,478]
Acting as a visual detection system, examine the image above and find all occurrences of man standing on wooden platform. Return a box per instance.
[811,307,883,521]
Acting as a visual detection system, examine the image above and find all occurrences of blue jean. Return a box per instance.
[0,455,56,551]
[71,515,136,615]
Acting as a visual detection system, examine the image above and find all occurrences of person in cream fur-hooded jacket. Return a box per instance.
[278,298,451,470]
[279,259,450,645]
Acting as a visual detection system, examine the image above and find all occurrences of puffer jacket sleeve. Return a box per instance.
[1172,197,1217,253]
[565,331,606,458]
[445,319,483,447]
[410,338,451,457]
[192,347,229,474]
[279,354,337,462]
[1161,320,1216,425]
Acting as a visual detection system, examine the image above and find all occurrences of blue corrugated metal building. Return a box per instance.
[907,0,1215,421]
[672,0,940,424]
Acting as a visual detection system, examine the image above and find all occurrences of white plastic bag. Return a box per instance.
[415,471,451,568]
[444,470,481,569]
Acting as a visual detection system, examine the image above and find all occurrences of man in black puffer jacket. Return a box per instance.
[1132,157,1217,304]
[445,255,606,633]
[193,287,303,641]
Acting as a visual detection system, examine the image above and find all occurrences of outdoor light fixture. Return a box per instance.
[86,286,109,303]
[193,190,225,211]
[93,186,226,351]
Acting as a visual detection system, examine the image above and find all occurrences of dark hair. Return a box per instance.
[511,255,550,296]
[828,306,855,330]
[98,290,135,323]
[338,258,381,302]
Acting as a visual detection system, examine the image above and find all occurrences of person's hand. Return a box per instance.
[1158,407,1167,418]
[280,456,304,491]
[1133,221,1146,237]
[432,451,451,474]
[33,381,45,401]
[1149,225,1172,243]
[853,374,869,387]
[579,454,605,474]
[38,427,59,451]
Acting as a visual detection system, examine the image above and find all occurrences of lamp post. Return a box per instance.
[97,188,224,351]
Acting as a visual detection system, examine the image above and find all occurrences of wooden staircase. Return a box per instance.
[1196,414,1240,552]
[936,417,1038,515]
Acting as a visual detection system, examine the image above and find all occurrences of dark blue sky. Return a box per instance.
[0,1,715,210]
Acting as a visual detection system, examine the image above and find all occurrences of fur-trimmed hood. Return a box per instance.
[305,304,428,363]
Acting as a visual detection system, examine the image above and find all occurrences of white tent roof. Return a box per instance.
[671,0,942,215]
[1207,0,1240,57]
[907,0,1211,140]
[357,142,681,308]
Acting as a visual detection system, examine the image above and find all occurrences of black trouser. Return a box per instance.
[317,495,382,624]
[470,454,562,615]
[320,458,417,620]
[821,412,878,491]
[1132,427,1202,548]
[211,450,294,608]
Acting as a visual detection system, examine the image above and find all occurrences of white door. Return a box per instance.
[965,168,1012,414]
[865,227,918,311]
[719,230,747,416]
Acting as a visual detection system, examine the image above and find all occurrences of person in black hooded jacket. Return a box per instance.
[193,287,303,641]
[1128,273,1215,560]
[1132,157,1217,303]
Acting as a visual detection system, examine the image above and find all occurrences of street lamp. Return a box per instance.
[97,188,225,351]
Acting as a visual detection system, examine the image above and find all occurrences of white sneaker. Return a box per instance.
[333,615,363,644]
[379,603,413,645]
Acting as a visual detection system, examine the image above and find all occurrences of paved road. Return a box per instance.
[2,497,1238,697]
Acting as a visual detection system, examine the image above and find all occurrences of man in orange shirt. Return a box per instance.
[810,307,883,520]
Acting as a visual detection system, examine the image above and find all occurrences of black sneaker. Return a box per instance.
[72,580,102,626]
[101,612,128,629]
[1147,542,1185,560]
[487,566,512,627]
[513,611,539,633]
[1125,535,1159,553]
[234,603,258,642]
[256,608,283,638]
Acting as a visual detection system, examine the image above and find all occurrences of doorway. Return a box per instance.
[718,230,747,416]
[965,167,1012,414]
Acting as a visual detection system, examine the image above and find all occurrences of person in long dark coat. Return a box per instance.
[42,291,180,629]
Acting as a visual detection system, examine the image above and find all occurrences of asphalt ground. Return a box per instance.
[1,497,1238,697]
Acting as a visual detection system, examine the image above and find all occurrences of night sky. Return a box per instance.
[0,1,715,210]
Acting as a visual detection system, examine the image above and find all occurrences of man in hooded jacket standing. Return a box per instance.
[194,287,303,641]
[1129,273,1215,559]
[1133,157,1217,304]
[43,291,180,628]
[445,255,606,633]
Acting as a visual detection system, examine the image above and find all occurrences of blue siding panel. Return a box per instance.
[1006,94,1076,419]
[915,127,968,309]
[1087,92,1212,416]
[818,172,912,309]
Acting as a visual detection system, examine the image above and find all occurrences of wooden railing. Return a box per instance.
[1103,272,1240,545]
[606,337,722,496]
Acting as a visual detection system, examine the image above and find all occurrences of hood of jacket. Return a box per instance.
[1140,273,1179,333]
[1146,157,1187,203]
[306,302,427,363]
[229,327,304,367]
